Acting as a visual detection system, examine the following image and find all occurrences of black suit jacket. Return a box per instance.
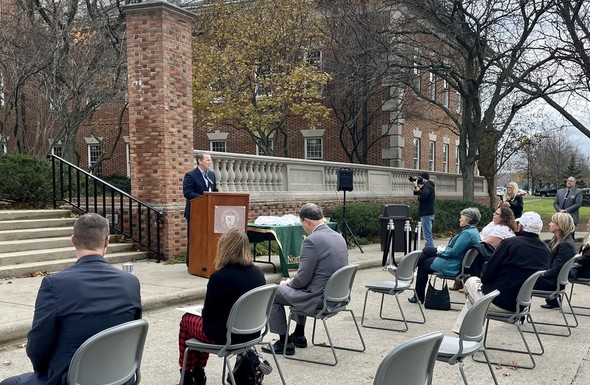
[183,168,218,218]
[23,255,142,385]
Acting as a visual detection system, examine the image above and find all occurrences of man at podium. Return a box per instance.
[183,152,219,262]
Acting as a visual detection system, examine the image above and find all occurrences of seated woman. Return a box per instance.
[409,207,481,304]
[177,228,266,385]
[500,181,523,218]
[534,212,576,309]
[571,219,590,280]
[466,206,517,279]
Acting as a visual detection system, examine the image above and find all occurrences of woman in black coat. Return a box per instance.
[534,212,576,309]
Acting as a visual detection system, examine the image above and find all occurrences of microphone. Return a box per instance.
[205,174,214,192]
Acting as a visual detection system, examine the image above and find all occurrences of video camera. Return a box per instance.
[408,176,424,184]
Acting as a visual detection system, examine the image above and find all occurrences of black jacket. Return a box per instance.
[414,180,435,216]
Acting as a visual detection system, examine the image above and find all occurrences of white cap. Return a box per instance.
[516,212,543,235]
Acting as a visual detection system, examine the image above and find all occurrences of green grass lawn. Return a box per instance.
[523,195,590,224]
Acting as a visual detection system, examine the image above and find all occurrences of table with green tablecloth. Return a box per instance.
[247,222,338,277]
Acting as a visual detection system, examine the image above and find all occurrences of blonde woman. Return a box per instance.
[500,181,523,218]
[177,228,266,385]
[535,212,576,309]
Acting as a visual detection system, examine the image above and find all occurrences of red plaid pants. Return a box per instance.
[179,313,217,370]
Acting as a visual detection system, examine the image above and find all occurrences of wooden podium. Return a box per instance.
[188,192,249,278]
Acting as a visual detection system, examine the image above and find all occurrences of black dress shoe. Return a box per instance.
[288,333,308,348]
[261,340,295,356]
[408,295,419,304]
[540,303,559,309]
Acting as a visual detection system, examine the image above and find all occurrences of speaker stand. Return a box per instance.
[340,190,364,253]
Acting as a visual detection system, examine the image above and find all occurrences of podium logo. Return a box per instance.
[222,208,239,229]
[214,205,246,233]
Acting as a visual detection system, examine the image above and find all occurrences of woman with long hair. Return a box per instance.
[535,212,576,309]
[500,181,523,218]
[571,219,590,279]
[177,228,266,385]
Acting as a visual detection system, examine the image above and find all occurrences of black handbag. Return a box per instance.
[424,276,451,311]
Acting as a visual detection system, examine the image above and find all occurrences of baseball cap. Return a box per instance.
[419,172,430,180]
[515,212,543,235]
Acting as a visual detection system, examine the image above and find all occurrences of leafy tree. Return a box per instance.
[191,0,330,156]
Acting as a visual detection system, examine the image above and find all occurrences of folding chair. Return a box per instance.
[531,255,579,336]
[434,247,479,307]
[568,276,590,317]
[361,250,426,331]
[473,270,545,369]
[373,331,443,385]
[67,319,149,385]
[180,284,286,385]
[437,290,500,385]
[284,264,366,366]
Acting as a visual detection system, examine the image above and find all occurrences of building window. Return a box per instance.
[256,138,273,156]
[428,141,436,171]
[210,140,227,152]
[412,56,421,93]
[0,73,4,107]
[88,143,103,177]
[456,91,462,113]
[442,144,449,173]
[429,73,436,100]
[456,146,461,174]
[306,50,323,70]
[413,137,421,169]
[255,62,272,99]
[52,145,63,157]
[305,138,323,160]
[443,80,449,108]
[0,142,6,154]
[124,137,131,177]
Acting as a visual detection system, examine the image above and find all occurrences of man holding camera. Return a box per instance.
[411,172,436,247]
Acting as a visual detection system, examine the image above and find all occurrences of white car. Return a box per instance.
[518,189,527,196]
[496,187,506,196]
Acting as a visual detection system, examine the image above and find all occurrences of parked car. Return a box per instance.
[534,185,558,197]
[518,189,527,196]
[496,186,507,196]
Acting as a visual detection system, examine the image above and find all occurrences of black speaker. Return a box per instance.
[337,168,353,191]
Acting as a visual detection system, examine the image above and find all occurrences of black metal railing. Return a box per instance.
[49,155,163,262]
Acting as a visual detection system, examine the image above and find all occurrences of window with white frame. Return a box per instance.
[305,138,323,160]
[0,73,4,107]
[429,73,436,100]
[210,140,227,152]
[87,143,103,177]
[443,80,449,108]
[124,137,130,177]
[52,144,62,158]
[306,50,323,70]
[413,137,421,169]
[412,55,421,93]
[456,91,462,113]
[456,146,461,174]
[256,138,274,156]
[0,138,6,154]
[255,62,272,99]
[442,143,449,173]
[428,141,436,171]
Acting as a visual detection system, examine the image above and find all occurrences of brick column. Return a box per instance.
[123,1,196,260]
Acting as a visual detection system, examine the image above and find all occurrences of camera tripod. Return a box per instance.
[340,190,363,253]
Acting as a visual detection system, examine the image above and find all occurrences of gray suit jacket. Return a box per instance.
[278,224,348,314]
[553,187,583,224]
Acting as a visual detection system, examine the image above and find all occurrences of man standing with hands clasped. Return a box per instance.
[411,172,436,247]
[554,176,582,238]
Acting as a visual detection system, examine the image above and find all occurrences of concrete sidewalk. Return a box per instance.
[2,234,590,385]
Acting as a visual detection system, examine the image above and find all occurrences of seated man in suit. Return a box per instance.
[262,203,348,355]
[0,213,142,385]
[452,212,550,333]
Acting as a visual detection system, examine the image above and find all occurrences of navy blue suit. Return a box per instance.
[0,255,142,385]
[183,168,218,219]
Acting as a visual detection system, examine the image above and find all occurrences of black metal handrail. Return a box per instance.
[49,155,163,262]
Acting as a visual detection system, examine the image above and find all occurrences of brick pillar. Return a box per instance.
[123,1,196,260]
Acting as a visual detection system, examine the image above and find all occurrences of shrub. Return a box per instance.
[331,200,494,240]
[0,154,52,206]
[103,175,131,193]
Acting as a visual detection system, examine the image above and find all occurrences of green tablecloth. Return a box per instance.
[247,222,338,277]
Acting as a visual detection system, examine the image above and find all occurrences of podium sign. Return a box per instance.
[188,192,249,278]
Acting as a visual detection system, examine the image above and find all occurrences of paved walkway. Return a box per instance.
[1,235,590,384]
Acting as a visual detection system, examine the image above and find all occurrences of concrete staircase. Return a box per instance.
[0,210,148,279]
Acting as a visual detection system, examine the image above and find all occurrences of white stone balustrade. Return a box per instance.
[200,151,487,201]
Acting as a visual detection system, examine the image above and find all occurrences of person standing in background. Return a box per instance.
[500,181,523,218]
[554,176,582,239]
[183,152,219,264]
[411,172,436,247]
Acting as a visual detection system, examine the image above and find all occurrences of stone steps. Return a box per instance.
[0,210,147,279]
